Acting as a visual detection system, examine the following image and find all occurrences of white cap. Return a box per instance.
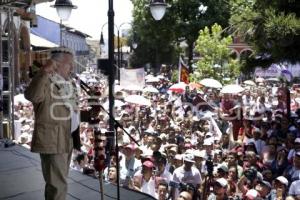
[289,126,297,132]
[183,153,195,163]
[215,178,228,187]
[193,150,206,158]
[174,154,183,160]
[295,138,300,143]
[203,138,214,146]
[275,176,288,186]
[246,189,259,199]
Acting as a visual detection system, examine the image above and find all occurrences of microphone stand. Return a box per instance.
[74,74,139,200]
[99,104,139,200]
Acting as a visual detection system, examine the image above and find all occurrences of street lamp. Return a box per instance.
[100,22,132,80]
[51,0,77,46]
[149,0,168,21]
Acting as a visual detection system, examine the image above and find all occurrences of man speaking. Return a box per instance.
[25,47,80,200]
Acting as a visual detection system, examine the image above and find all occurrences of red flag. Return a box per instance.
[178,57,189,83]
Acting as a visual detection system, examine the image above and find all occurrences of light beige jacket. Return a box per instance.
[25,71,72,154]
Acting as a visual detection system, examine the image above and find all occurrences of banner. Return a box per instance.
[120,68,145,90]
[178,57,189,84]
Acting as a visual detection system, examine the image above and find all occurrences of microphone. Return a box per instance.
[70,72,91,94]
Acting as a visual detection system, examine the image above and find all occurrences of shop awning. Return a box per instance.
[30,33,58,48]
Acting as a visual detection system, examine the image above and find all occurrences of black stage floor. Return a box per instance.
[0,141,155,200]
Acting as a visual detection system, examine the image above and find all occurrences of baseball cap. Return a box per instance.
[257,180,272,189]
[215,178,228,187]
[296,151,300,158]
[124,143,136,150]
[217,164,228,173]
[142,160,154,168]
[275,176,288,187]
[193,150,206,158]
[295,138,300,143]
[203,138,214,146]
[183,153,195,163]
[246,189,259,200]
[174,154,183,160]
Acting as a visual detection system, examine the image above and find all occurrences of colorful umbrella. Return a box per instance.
[188,82,202,90]
[168,82,187,93]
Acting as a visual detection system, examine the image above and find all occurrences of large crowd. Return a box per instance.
[13,68,300,200]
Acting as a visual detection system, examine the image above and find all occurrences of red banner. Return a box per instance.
[179,57,189,83]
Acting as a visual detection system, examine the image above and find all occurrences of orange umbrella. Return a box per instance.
[188,82,202,90]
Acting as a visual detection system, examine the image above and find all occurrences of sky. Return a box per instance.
[36,0,134,40]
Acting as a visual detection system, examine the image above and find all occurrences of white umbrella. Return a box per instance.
[143,86,159,93]
[255,77,265,83]
[156,75,166,79]
[266,77,279,82]
[124,95,151,106]
[221,84,245,94]
[14,94,30,105]
[145,74,154,80]
[145,76,160,83]
[200,78,222,88]
[243,80,256,86]
[122,85,143,91]
[103,100,125,109]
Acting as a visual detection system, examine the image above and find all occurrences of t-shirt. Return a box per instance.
[140,177,156,198]
[172,166,202,199]
[289,180,300,196]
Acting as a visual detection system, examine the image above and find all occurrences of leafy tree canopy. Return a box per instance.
[230,0,300,69]
[191,23,240,84]
[129,0,230,71]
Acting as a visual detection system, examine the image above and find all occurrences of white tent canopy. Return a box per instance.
[30,33,58,48]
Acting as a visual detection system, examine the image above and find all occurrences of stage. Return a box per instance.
[0,140,155,200]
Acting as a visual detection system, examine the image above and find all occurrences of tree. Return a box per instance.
[169,0,230,70]
[229,0,300,69]
[129,0,178,72]
[129,0,231,72]
[191,23,240,84]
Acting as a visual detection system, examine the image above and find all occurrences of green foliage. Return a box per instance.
[229,0,300,69]
[191,24,240,84]
[129,0,231,72]
[171,69,179,83]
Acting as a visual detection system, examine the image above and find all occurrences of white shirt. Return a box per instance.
[172,166,202,199]
[140,177,156,198]
[119,153,141,184]
[71,110,80,132]
[134,170,156,198]
[289,180,300,196]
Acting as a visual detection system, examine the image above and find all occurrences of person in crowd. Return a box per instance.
[107,165,118,184]
[284,151,300,182]
[24,47,79,200]
[254,180,275,199]
[71,152,88,172]
[132,160,157,198]
[154,155,172,183]
[172,153,202,199]
[176,191,193,200]
[207,178,229,200]
[156,181,169,200]
[119,143,141,186]
[227,151,243,178]
[272,176,289,199]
